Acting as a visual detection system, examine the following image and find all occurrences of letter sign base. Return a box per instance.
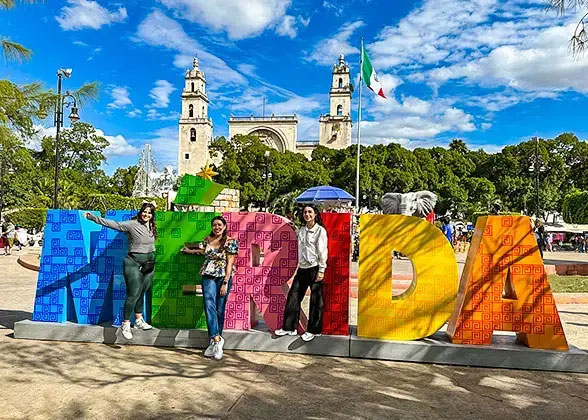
[13,320,588,373]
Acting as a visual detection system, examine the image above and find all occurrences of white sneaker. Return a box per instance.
[274,328,297,337]
[204,339,215,357]
[121,322,133,340]
[301,332,320,342]
[212,340,224,360]
[134,317,153,330]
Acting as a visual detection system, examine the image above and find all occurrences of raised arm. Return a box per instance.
[85,212,131,232]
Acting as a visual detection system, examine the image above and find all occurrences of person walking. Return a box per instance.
[546,233,553,252]
[15,225,28,251]
[181,216,238,360]
[275,205,328,342]
[85,202,157,340]
[534,220,546,258]
[3,221,15,255]
[441,218,453,247]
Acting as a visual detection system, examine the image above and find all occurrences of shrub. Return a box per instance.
[79,194,166,215]
[562,191,588,224]
[5,208,47,230]
[471,211,521,227]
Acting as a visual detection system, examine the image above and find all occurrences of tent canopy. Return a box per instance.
[296,186,355,204]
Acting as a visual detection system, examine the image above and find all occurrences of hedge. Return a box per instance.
[471,211,521,227]
[80,194,167,215]
[5,208,47,231]
[562,191,588,224]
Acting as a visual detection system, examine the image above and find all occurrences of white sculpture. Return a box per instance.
[380,191,438,217]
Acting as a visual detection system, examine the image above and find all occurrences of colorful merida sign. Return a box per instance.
[32,174,567,351]
[32,210,568,351]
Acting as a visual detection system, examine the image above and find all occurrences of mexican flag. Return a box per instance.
[361,44,386,99]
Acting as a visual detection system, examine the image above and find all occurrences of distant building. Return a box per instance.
[178,55,353,176]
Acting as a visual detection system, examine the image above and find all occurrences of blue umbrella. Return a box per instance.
[296,186,355,203]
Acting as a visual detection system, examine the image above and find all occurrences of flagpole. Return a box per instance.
[355,39,363,214]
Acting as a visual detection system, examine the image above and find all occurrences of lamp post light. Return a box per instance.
[262,150,272,211]
[533,136,540,220]
[53,68,80,209]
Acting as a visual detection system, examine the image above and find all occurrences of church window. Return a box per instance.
[191,82,194,92]
[185,153,190,160]
[202,106,205,117]
[337,104,343,116]
[189,104,194,117]
[338,78,343,88]
[190,128,196,141]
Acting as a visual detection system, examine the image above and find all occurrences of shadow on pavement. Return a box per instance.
[0,309,32,330]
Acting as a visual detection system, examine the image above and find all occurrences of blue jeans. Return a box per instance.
[202,274,232,338]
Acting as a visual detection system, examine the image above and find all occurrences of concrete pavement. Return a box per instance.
[1,251,588,419]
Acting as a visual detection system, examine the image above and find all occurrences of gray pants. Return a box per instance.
[123,252,154,320]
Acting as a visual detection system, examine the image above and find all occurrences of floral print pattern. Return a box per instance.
[200,237,239,277]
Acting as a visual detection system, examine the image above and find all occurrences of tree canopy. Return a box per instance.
[209,133,588,220]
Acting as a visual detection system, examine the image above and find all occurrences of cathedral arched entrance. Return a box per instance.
[248,127,287,153]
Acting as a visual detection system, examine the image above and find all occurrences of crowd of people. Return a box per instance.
[0,222,42,255]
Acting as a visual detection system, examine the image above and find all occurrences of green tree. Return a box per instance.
[31,122,111,208]
[107,166,139,197]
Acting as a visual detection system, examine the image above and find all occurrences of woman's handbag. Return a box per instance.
[139,260,155,275]
[129,254,155,275]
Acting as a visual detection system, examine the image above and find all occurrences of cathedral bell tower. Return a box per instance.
[318,54,352,149]
[178,57,213,176]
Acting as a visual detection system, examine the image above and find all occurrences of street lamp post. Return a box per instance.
[53,68,80,209]
[263,150,272,211]
[533,136,540,219]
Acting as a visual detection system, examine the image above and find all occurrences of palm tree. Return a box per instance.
[1,0,38,62]
[547,1,588,56]
[1,1,99,134]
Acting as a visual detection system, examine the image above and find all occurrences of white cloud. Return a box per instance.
[145,126,179,167]
[97,129,140,157]
[359,106,476,145]
[56,0,127,31]
[107,86,132,109]
[28,125,138,157]
[146,109,180,121]
[276,15,298,38]
[322,1,343,16]
[149,80,176,108]
[127,108,143,118]
[305,20,364,65]
[429,24,588,93]
[159,0,292,39]
[134,10,246,88]
[72,40,88,46]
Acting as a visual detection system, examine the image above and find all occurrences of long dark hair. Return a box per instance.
[135,202,158,240]
[209,215,228,248]
[299,204,324,228]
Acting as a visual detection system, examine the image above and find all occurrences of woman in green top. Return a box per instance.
[85,202,157,340]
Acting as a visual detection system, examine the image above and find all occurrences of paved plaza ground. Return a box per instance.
[1,250,587,419]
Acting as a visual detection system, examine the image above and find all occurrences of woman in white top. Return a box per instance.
[275,205,328,341]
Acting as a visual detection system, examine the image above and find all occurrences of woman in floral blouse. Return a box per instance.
[181,215,238,360]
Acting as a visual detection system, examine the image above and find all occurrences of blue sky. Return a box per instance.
[2,0,588,174]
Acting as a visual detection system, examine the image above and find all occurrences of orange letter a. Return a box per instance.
[447,215,568,350]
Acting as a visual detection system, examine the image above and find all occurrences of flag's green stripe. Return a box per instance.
[361,45,374,87]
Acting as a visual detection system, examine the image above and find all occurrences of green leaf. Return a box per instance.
[1,39,32,62]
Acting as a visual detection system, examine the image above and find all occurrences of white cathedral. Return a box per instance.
[178,55,353,176]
